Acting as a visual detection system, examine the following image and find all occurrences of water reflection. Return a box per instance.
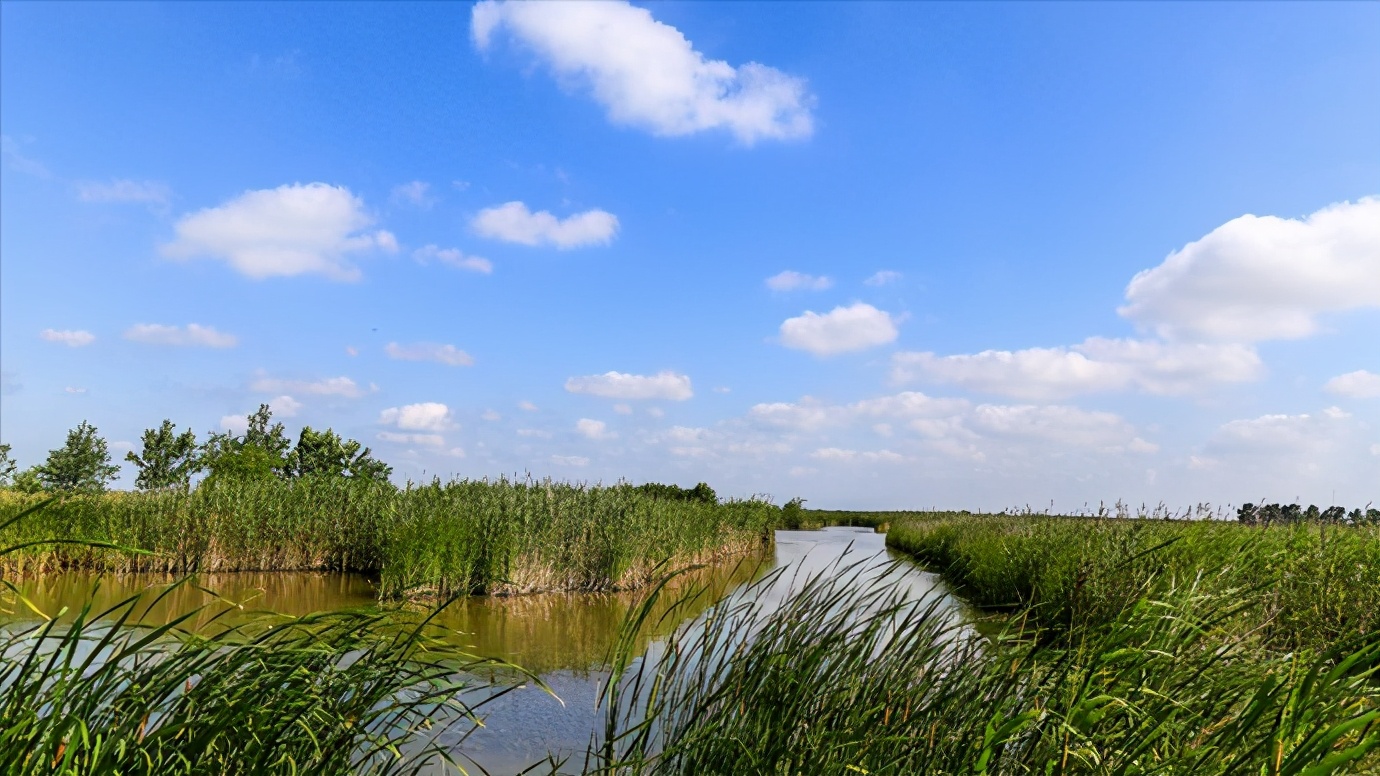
[0,527,966,774]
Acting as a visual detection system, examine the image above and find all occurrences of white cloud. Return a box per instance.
[749,391,969,432]
[810,447,907,463]
[551,454,590,467]
[268,395,302,418]
[378,431,446,447]
[40,329,95,347]
[892,338,1263,400]
[471,0,813,144]
[864,270,901,287]
[77,179,172,208]
[565,370,693,400]
[647,407,665,418]
[1,134,51,178]
[250,375,366,398]
[391,180,435,209]
[162,183,397,281]
[220,415,249,435]
[779,303,899,356]
[713,386,731,394]
[384,341,475,367]
[345,346,359,357]
[766,270,832,292]
[379,402,456,432]
[576,418,616,440]
[517,428,552,438]
[472,201,618,249]
[969,404,1149,451]
[613,403,633,415]
[64,386,88,395]
[518,400,539,412]
[123,323,238,348]
[1324,370,1380,399]
[413,244,493,274]
[1119,197,1380,342]
[481,409,502,421]
[1211,408,1354,452]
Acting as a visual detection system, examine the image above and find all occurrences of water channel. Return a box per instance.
[2,526,968,773]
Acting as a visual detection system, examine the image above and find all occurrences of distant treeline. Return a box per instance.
[1237,502,1380,526]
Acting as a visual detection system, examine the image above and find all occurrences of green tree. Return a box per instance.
[780,497,806,530]
[0,443,16,487]
[125,420,201,490]
[287,426,392,482]
[36,421,120,492]
[201,404,293,483]
[11,466,44,494]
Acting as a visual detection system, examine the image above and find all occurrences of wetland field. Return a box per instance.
[1,491,1378,774]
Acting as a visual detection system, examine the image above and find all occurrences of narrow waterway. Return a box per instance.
[2,526,966,773]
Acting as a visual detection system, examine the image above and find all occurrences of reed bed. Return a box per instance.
[0,477,777,601]
[885,512,1380,653]
[592,558,1380,775]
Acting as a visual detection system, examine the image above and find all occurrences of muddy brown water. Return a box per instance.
[1,527,966,773]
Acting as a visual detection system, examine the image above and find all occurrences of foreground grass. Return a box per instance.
[592,558,1380,775]
[0,478,777,600]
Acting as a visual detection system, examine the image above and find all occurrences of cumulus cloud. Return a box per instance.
[40,329,95,347]
[518,400,539,412]
[413,244,493,274]
[77,179,172,208]
[471,0,813,143]
[123,323,238,348]
[220,415,249,435]
[472,201,618,249]
[1209,407,1356,455]
[766,270,832,292]
[391,180,435,209]
[1324,370,1380,399]
[384,341,475,367]
[162,183,398,281]
[576,418,616,440]
[864,270,901,287]
[250,375,366,398]
[1119,197,1380,342]
[750,391,969,432]
[779,303,899,356]
[892,338,1263,400]
[969,404,1152,451]
[379,402,456,432]
[565,370,693,400]
[268,395,303,417]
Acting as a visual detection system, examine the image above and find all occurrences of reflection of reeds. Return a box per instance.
[0,497,535,774]
[0,477,778,601]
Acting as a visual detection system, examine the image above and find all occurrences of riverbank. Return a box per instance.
[0,478,778,600]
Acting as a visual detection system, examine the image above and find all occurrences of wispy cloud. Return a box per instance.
[124,323,237,348]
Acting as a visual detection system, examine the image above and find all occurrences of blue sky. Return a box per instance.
[2,1,1377,509]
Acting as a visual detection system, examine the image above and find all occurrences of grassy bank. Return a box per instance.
[0,477,777,600]
[594,558,1380,775]
[885,511,1380,653]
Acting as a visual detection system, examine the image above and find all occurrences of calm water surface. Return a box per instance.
[2,527,964,773]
